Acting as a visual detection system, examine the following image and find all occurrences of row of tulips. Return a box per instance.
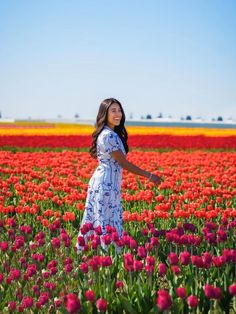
[0,134,236,149]
[1,151,235,221]
[0,216,236,313]
[1,122,236,136]
[0,150,236,312]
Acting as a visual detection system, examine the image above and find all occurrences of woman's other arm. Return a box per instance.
[111,150,163,185]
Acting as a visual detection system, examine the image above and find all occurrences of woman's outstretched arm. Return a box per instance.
[111,150,163,185]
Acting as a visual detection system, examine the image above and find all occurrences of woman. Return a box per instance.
[77,98,162,251]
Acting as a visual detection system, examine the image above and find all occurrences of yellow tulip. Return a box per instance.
[0,122,235,137]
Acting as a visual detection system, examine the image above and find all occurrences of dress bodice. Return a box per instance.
[96,126,126,168]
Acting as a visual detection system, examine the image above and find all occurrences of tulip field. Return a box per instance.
[0,122,236,313]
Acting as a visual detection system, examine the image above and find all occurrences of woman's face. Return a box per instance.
[106,103,123,129]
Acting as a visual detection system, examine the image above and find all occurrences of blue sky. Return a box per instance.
[0,0,235,120]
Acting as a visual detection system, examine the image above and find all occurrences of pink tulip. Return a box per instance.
[211,256,221,267]
[146,255,155,266]
[202,251,212,264]
[124,253,134,272]
[171,265,181,275]
[21,296,33,308]
[80,223,92,235]
[26,264,37,277]
[187,295,199,308]
[111,231,119,242]
[77,236,85,246]
[9,268,21,281]
[116,280,124,289]
[145,242,154,252]
[8,301,16,311]
[101,256,112,267]
[168,252,179,265]
[176,287,186,299]
[88,259,99,272]
[16,289,23,301]
[38,291,50,305]
[18,304,25,312]
[105,225,114,233]
[156,290,172,311]
[32,254,44,263]
[51,237,60,249]
[129,238,137,249]
[79,262,88,274]
[158,263,167,276]
[64,257,73,264]
[94,225,102,235]
[32,285,40,295]
[145,264,154,274]
[64,264,73,273]
[204,284,222,300]
[150,237,159,247]
[137,246,147,259]
[66,293,81,313]
[134,260,143,272]
[217,229,227,242]
[180,251,191,265]
[42,271,50,279]
[229,283,236,296]
[102,234,112,245]
[85,290,95,302]
[0,241,8,252]
[96,298,107,312]
[55,299,62,308]
[141,228,149,236]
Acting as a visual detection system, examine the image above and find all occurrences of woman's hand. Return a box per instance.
[149,174,163,186]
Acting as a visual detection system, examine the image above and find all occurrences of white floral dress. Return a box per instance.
[77,126,126,247]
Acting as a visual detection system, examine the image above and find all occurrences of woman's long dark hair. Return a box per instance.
[89,98,129,158]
